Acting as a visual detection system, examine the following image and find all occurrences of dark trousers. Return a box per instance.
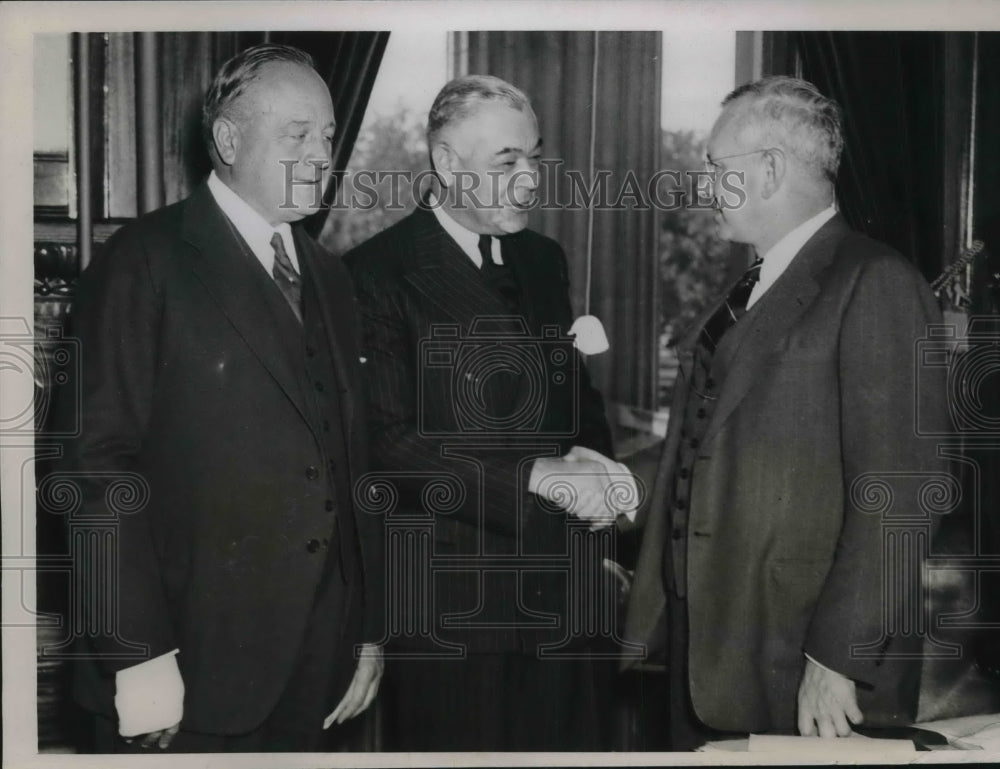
[91,548,354,753]
[382,653,615,751]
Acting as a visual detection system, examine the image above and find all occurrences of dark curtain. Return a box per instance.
[974,34,1000,236]
[790,32,961,280]
[268,31,390,237]
[463,31,662,412]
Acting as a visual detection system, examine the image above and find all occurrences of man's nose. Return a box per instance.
[513,158,539,190]
[301,138,331,178]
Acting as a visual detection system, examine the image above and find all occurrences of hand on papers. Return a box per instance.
[529,446,639,529]
[324,643,384,729]
[797,657,864,737]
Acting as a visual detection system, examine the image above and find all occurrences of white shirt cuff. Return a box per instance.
[804,652,841,677]
[114,648,184,737]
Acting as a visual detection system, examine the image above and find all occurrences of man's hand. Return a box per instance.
[324,643,384,728]
[125,723,180,750]
[528,449,617,528]
[797,657,864,737]
[115,649,184,748]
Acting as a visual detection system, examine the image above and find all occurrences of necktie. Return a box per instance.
[477,234,497,270]
[699,257,763,352]
[477,234,520,310]
[270,231,302,324]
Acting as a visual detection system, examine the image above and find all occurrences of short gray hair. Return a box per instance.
[722,76,844,183]
[427,75,533,148]
[203,43,316,151]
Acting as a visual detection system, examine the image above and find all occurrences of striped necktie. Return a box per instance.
[699,257,763,352]
[270,231,302,324]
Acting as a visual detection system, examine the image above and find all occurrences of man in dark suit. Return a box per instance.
[624,76,951,748]
[344,75,624,751]
[62,44,383,752]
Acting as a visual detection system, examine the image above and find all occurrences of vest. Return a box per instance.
[666,297,765,598]
[255,252,359,589]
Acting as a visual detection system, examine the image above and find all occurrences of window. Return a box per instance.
[33,34,74,218]
[319,32,447,255]
[656,31,735,408]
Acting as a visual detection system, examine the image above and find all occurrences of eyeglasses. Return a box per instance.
[703,147,780,180]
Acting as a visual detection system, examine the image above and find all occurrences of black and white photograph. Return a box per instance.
[3,0,1000,764]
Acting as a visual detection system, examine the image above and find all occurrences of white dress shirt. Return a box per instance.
[207,170,300,274]
[428,193,503,267]
[746,205,837,309]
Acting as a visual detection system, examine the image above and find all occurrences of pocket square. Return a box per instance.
[569,315,609,355]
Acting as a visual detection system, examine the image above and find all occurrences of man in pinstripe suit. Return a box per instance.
[345,75,622,750]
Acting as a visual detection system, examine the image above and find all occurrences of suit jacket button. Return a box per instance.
[306,466,319,480]
[672,527,684,540]
[325,499,335,511]
[306,538,321,553]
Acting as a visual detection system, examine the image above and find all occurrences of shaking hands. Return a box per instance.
[528,446,639,529]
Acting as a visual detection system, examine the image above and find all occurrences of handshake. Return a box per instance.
[528,446,639,529]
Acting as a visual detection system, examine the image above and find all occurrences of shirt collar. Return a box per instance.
[428,193,502,267]
[207,170,299,273]
[747,204,836,309]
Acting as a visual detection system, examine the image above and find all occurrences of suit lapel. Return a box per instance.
[179,183,310,425]
[295,227,359,475]
[701,216,851,451]
[403,208,513,325]
[500,234,545,332]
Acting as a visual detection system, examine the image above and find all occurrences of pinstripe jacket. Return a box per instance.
[345,205,614,654]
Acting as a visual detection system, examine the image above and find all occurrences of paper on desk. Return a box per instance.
[748,732,917,754]
[916,713,1000,746]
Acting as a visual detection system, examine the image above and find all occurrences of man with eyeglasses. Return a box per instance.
[625,76,949,748]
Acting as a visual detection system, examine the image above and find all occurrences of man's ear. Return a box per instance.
[760,148,786,200]
[212,118,239,167]
[431,142,455,189]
